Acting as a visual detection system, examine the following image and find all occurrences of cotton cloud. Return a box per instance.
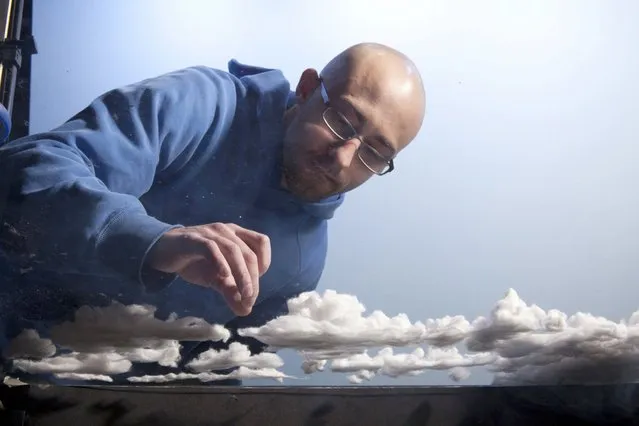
[127,366,292,383]
[347,369,376,384]
[12,352,132,375]
[465,289,569,352]
[185,342,284,372]
[113,340,182,367]
[5,288,639,386]
[449,367,471,382]
[238,288,639,385]
[238,290,469,351]
[301,357,327,374]
[330,346,495,380]
[55,373,114,382]
[50,302,231,353]
[5,302,233,382]
[462,290,639,385]
[2,329,56,359]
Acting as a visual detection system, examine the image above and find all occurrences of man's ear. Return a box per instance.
[295,68,320,103]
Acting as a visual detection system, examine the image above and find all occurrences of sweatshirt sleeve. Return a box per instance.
[0,66,238,290]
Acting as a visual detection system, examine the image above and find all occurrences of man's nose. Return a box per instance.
[333,138,361,169]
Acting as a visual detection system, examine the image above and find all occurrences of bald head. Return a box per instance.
[281,42,426,202]
[320,43,426,151]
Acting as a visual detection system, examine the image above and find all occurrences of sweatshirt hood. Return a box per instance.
[227,59,345,220]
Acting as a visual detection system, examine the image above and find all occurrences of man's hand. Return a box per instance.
[146,223,271,316]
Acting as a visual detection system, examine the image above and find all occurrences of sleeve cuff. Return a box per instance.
[95,210,182,292]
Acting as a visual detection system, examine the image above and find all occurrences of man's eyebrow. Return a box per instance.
[347,101,397,157]
[378,136,397,158]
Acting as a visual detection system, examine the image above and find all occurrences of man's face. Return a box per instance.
[281,70,404,203]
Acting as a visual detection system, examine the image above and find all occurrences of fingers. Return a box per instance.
[216,235,255,299]
[211,224,269,299]
[196,238,251,317]
[164,223,271,317]
[229,225,272,276]
[198,224,268,314]
[194,238,228,277]
[221,286,251,317]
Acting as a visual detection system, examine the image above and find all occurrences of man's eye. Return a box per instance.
[365,141,391,159]
[334,119,354,137]
[325,108,356,138]
[360,145,386,164]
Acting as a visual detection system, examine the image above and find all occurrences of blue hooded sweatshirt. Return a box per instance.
[0,60,344,383]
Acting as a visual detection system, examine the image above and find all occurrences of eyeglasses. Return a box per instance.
[319,78,395,176]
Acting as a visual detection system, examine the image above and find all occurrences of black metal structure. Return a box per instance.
[0,383,638,425]
[0,0,36,143]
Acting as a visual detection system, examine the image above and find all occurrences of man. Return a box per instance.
[0,42,426,383]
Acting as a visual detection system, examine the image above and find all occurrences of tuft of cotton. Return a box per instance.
[330,346,493,379]
[331,350,385,373]
[449,367,471,382]
[55,373,114,382]
[347,374,364,384]
[186,342,283,372]
[2,329,56,359]
[12,352,132,375]
[466,289,548,352]
[301,357,327,374]
[348,369,376,384]
[127,366,292,383]
[239,290,428,350]
[50,302,230,353]
[423,316,471,347]
[114,340,182,367]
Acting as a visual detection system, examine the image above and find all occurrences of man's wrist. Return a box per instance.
[138,224,184,292]
[94,209,182,291]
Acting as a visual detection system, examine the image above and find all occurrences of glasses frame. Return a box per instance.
[319,77,395,176]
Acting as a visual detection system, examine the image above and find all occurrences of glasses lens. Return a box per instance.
[324,107,356,139]
[359,145,390,174]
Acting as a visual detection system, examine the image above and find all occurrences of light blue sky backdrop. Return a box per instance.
[30,0,639,385]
